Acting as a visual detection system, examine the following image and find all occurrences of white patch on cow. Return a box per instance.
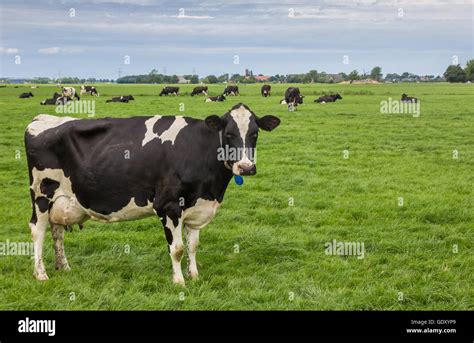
[27,114,78,137]
[86,198,154,223]
[141,116,188,146]
[183,198,220,230]
[142,115,162,146]
[205,98,212,102]
[230,106,251,147]
[62,87,76,98]
[280,99,287,105]
[229,105,253,175]
[31,167,75,201]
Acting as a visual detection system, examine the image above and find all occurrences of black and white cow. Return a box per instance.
[315,93,342,103]
[401,93,418,103]
[25,103,280,285]
[284,87,304,110]
[80,86,99,96]
[55,96,72,106]
[223,85,239,96]
[40,98,57,105]
[159,87,180,96]
[40,93,62,105]
[62,87,80,100]
[261,85,271,97]
[20,92,34,98]
[205,94,226,102]
[106,95,134,103]
[191,86,208,96]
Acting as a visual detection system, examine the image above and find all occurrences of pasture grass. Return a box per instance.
[0,82,472,310]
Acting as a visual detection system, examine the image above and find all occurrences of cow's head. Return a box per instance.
[335,93,342,100]
[205,103,280,176]
[128,95,135,100]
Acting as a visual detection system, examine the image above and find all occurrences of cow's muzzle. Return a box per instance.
[233,162,256,176]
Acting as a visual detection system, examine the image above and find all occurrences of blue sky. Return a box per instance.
[1,0,473,79]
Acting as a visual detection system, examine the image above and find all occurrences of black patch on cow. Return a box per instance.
[40,178,60,199]
[29,189,38,224]
[134,191,155,207]
[35,196,50,213]
[164,227,173,245]
[153,116,175,137]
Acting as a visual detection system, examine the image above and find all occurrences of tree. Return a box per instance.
[444,64,466,83]
[464,60,474,82]
[230,74,243,83]
[203,75,218,84]
[304,70,318,83]
[348,70,359,81]
[218,73,229,83]
[170,75,179,84]
[370,66,382,81]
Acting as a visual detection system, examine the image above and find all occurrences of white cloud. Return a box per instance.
[0,47,19,54]
[38,47,84,54]
[170,14,214,19]
[38,47,61,54]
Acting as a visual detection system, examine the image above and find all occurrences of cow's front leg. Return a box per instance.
[161,214,185,286]
[185,226,200,280]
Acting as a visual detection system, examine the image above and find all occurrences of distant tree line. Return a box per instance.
[3,61,473,85]
[443,60,474,83]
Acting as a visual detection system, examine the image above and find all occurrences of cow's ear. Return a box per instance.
[205,115,224,131]
[257,115,280,131]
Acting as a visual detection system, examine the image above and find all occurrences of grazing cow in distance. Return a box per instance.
[191,86,208,96]
[106,95,134,103]
[284,87,304,110]
[159,87,180,96]
[315,94,343,103]
[401,93,418,103]
[205,94,226,102]
[62,87,80,100]
[261,85,271,97]
[223,85,239,96]
[24,103,280,284]
[20,92,34,98]
[80,85,99,96]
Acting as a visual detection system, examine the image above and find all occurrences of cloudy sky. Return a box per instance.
[1,0,473,79]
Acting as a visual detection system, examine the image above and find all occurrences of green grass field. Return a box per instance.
[0,82,472,310]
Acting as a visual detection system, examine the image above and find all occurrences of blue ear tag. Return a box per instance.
[234,175,244,186]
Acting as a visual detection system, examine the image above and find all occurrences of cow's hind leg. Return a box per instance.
[160,213,185,286]
[185,227,200,280]
[29,197,50,280]
[51,225,70,271]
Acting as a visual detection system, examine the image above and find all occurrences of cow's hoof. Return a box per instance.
[56,263,71,271]
[35,272,49,281]
[189,271,199,280]
[173,276,186,287]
